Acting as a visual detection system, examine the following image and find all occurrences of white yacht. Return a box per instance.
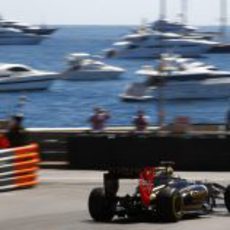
[120,82,154,101]
[0,64,58,92]
[0,17,57,36]
[121,54,230,100]
[106,28,218,59]
[0,27,44,45]
[61,53,125,81]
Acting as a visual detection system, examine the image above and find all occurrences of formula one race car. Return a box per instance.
[88,162,230,222]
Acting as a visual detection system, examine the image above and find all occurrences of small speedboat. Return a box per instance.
[0,63,59,92]
[120,82,154,101]
[61,53,125,81]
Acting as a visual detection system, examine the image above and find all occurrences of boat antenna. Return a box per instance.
[219,0,228,40]
[159,0,167,20]
[180,0,188,24]
[15,95,27,116]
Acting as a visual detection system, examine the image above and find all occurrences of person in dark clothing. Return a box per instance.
[133,110,150,133]
[0,133,10,149]
[226,109,230,131]
[89,107,110,132]
[6,114,27,147]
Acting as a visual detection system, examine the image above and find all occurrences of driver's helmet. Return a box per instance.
[155,166,174,177]
[166,166,174,176]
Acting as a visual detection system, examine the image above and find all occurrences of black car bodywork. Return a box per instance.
[88,163,230,222]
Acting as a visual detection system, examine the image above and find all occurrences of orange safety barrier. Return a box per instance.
[1,167,39,178]
[0,143,40,192]
[14,174,37,184]
[14,159,40,171]
[0,180,39,192]
[14,144,39,155]
[13,152,40,163]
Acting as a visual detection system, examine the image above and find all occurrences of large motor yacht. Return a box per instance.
[120,54,230,100]
[61,53,125,81]
[106,28,218,59]
[0,64,58,91]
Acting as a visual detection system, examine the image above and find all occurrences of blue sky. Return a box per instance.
[0,0,228,26]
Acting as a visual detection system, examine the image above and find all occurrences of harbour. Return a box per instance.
[0,0,230,228]
[0,25,230,127]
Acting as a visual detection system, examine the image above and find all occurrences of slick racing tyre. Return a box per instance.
[224,185,230,212]
[88,187,116,222]
[156,187,183,222]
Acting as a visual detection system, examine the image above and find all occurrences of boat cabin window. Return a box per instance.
[7,66,30,72]
[128,44,139,49]
[140,36,148,41]
[0,74,10,78]
[208,67,218,70]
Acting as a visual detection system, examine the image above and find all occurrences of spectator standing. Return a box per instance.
[6,114,27,147]
[89,107,110,132]
[226,109,230,131]
[133,110,150,133]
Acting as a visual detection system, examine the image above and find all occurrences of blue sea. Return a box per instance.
[0,25,230,127]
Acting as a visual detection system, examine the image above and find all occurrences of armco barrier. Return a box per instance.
[67,135,230,171]
[0,143,40,192]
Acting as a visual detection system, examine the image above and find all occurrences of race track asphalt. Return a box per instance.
[0,170,230,230]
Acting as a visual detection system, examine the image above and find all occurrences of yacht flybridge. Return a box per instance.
[106,29,218,59]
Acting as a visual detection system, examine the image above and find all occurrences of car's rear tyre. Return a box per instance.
[224,185,230,212]
[88,187,116,222]
[156,187,183,222]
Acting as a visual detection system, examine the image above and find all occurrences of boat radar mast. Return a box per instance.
[159,0,189,24]
[220,0,228,39]
[159,0,167,20]
[180,0,188,24]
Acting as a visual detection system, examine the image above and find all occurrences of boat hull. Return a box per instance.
[108,44,211,59]
[22,28,57,35]
[151,78,230,100]
[0,76,55,92]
